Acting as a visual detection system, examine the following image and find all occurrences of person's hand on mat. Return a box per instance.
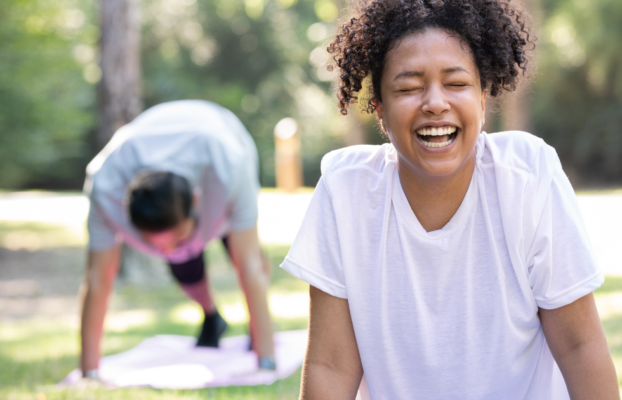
[74,369,116,389]
[258,355,277,371]
[75,377,115,390]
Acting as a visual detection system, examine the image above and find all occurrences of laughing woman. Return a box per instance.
[281,0,619,399]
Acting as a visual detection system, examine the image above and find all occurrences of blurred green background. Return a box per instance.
[2,0,621,190]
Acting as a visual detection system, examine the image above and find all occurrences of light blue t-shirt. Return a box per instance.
[84,100,259,263]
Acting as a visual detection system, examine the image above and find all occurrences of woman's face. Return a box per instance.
[376,28,486,179]
[140,217,195,255]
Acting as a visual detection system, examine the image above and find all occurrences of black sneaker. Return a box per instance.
[196,310,228,347]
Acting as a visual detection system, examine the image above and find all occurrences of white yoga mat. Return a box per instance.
[60,330,307,389]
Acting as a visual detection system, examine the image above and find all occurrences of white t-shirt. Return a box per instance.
[84,100,259,263]
[281,131,603,399]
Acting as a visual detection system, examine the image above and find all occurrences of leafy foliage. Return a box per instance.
[533,0,622,184]
[140,0,347,186]
[0,0,621,188]
[0,0,94,189]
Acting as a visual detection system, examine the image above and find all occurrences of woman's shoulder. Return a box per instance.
[482,130,560,176]
[321,143,395,176]
[319,143,395,197]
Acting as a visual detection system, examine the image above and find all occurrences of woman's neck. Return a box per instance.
[397,155,476,232]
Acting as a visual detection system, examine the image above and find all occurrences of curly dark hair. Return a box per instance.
[327,0,536,115]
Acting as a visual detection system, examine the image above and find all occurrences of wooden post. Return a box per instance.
[274,118,303,191]
[97,0,142,151]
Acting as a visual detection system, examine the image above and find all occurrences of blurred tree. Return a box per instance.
[97,0,147,280]
[533,0,622,185]
[98,0,142,150]
[500,0,541,133]
[1,0,621,189]
[139,0,347,186]
[333,0,380,147]
[0,0,95,189]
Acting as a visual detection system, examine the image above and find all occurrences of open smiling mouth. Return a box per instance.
[415,126,458,149]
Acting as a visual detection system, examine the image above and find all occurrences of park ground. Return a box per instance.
[2,189,622,399]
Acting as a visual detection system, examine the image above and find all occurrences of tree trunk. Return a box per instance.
[500,0,541,133]
[98,0,144,280]
[97,0,142,151]
[501,85,531,132]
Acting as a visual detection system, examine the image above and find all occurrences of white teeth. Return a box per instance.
[420,137,455,148]
[416,126,457,136]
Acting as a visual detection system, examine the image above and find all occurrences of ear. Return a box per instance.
[375,101,388,134]
[480,90,487,128]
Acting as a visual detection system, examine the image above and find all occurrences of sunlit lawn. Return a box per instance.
[0,233,307,399]
[3,219,622,398]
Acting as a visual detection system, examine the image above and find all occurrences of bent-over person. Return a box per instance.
[80,100,275,380]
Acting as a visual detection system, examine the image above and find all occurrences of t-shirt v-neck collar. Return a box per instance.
[391,161,479,240]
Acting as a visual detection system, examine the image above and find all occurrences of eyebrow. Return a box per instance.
[441,66,470,75]
[394,66,470,80]
[394,70,424,80]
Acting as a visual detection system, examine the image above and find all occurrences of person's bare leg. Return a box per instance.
[179,276,217,314]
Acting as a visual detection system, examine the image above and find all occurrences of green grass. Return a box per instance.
[0,313,305,399]
[0,243,307,399]
[3,226,622,398]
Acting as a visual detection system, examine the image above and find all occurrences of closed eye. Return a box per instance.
[397,87,423,92]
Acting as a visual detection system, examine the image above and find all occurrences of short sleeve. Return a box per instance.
[87,197,118,252]
[280,177,347,299]
[527,157,604,309]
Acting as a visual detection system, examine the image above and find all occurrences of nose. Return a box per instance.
[421,84,450,116]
